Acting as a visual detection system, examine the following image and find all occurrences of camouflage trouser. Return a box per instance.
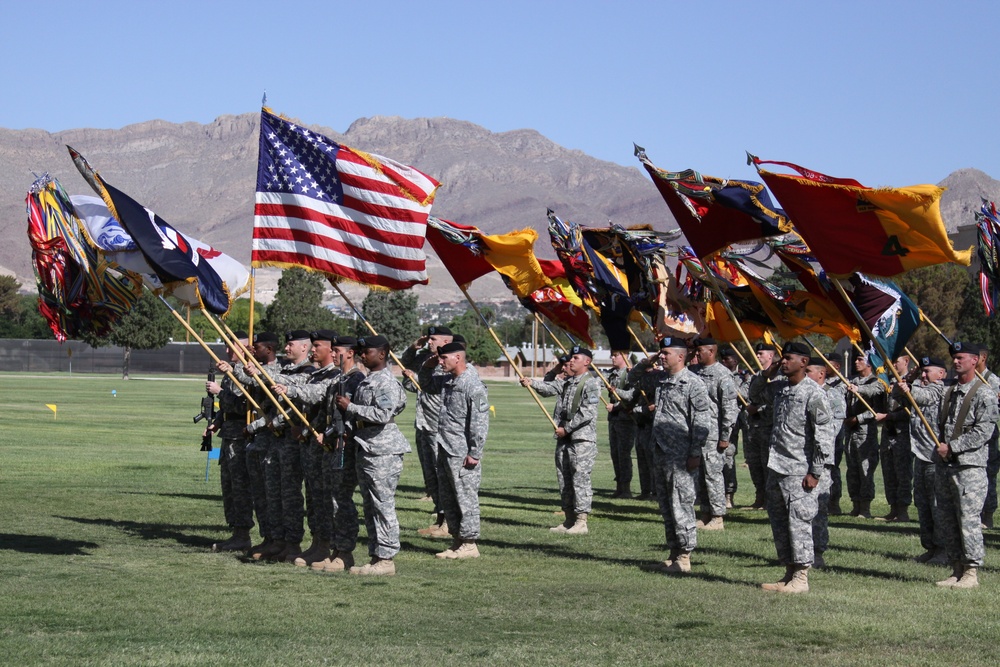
[415,428,440,511]
[220,437,254,530]
[913,458,939,553]
[652,450,697,552]
[698,444,727,517]
[983,428,999,515]
[723,416,744,495]
[634,422,654,496]
[555,439,597,515]
[302,441,332,541]
[271,436,305,544]
[845,426,879,502]
[829,426,846,505]
[437,449,482,540]
[767,470,818,566]
[357,450,404,559]
[811,467,834,555]
[880,430,913,506]
[744,424,771,498]
[246,434,276,540]
[935,464,987,567]
[330,440,360,554]
[607,417,635,487]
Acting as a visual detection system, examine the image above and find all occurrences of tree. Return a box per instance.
[896,264,970,360]
[261,268,345,335]
[91,291,174,379]
[0,277,51,340]
[359,289,419,352]
[446,307,498,366]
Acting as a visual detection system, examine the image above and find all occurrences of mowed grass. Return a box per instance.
[1,372,999,666]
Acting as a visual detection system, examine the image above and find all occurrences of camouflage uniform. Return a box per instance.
[401,346,448,510]
[640,365,710,554]
[606,365,636,492]
[845,374,886,504]
[766,376,835,567]
[214,372,252,532]
[329,366,366,554]
[936,377,998,567]
[235,359,282,540]
[746,368,777,503]
[345,367,410,560]
[284,362,341,543]
[623,366,660,497]
[529,373,602,515]
[425,366,489,540]
[814,381,847,555]
[904,380,945,553]
[880,380,914,508]
[691,361,738,517]
[724,370,750,497]
[824,375,849,509]
[979,370,1000,519]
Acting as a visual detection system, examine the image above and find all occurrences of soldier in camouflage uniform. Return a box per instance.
[759,343,835,594]
[605,350,636,499]
[934,341,999,589]
[824,353,849,515]
[401,325,454,535]
[409,342,490,559]
[745,343,778,509]
[631,337,709,574]
[624,359,660,501]
[895,356,947,564]
[806,357,842,568]
[340,335,410,576]
[521,345,602,535]
[208,331,253,553]
[975,346,1000,529]
[844,355,886,519]
[878,356,915,522]
[273,330,341,567]
[690,337,738,530]
[720,349,749,509]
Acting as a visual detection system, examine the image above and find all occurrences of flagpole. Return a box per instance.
[700,270,765,372]
[459,285,558,431]
[328,279,419,390]
[155,295,262,413]
[533,311,613,406]
[202,309,320,440]
[830,278,942,448]
[802,335,876,416]
[917,309,992,386]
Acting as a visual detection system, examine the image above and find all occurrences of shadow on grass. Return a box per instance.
[0,533,99,555]
[118,491,222,502]
[56,516,219,548]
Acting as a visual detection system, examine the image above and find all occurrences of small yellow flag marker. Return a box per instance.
[489,405,496,417]
[46,404,57,419]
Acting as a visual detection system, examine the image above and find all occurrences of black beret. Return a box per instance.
[333,335,358,347]
[755,342,777,352]
[659,337,689,350]
[807,356,827,367]
[355,335,389,349]
[286,329,311,342]
[920,356,948,369]
[825,352,842,362]
[232,330,249,340]
[253,332,279,345]
[451,333,466,344]
[783,341,811,358]
[692,336,717,347]
[950,341,974,356]
[438,342,466,355]
[569,345,593,358]
[719,348,736,358]
[558,353,571,364]
[425,325,453,336]
[310,329,338,343]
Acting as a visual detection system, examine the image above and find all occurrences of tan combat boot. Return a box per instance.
[550,511,575,533]
[418,519,450,538]
[701,516,724,531]
[321,550,355,572]
[435,538,462,559]
[779,565,810,593]
[725,493,734,509]
[936,562,964,587]
[350,557,396,576]
[664,551,691,573]
[761,565,795,591]
[565,513,589,535]
[440,541,480,560]
[951,566,979,589]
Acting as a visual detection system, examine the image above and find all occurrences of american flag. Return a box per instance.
[252,109,440,289]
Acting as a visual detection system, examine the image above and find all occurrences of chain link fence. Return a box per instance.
[0,339,227,375]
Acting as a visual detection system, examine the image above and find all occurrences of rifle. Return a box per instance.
[193,367,217,452]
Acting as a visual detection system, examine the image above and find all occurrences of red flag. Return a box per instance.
[522,259,594,346]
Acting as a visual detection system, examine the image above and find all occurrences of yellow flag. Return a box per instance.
[489,405,496,417]
[46,404,57,419]
[480,229,551,298]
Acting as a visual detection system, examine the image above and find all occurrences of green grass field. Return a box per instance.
[1,371,998,666]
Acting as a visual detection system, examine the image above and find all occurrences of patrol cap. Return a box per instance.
[232,330,249,341]
[438,341,465,355]
[310,329,338,343]
[755,342,777,352]
[782,341,811,358]
[692,336,717,347]
[807,356,827,367]
[425,325,453,336]
[920,356,947,370]
[253,332,279,345]
[333,335,358,348]
[286,329,311,342]
[355,335,390,350]
[569,345,592,358]
[659,337,689,350]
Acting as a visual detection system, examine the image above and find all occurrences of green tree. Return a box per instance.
[0,277,51,340]
[896,264,970,360]
[446,307,499,366]
[86,291,174,379]
[359,289,419,352]
[261,268,343,335]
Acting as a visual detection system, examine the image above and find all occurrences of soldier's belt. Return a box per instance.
[223,412,245,422]
[355,417,395,430]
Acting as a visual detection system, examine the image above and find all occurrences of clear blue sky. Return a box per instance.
[3,0,998,187]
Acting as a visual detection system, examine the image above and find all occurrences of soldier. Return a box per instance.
[273,330,341,567]
[626,357,660,501]
[844,355,886,519]
[632,337,710,574]
[720,349,748,509]
[520,345,601,535]
[934,341,999,589]
[409,342,490,559]
[806,357,841,568]
[606,350,636,499]
[207,331,253,553]
[879,355,915,522]
[689,337,737,531]
[895,356,947,564]
[339,335,410,576]
[745,343,778,509]
[975,345,1000,529]
[760,343,835,594]
[824,352,849,515]
[401,325,453,536]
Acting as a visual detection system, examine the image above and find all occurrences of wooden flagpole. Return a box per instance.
[917,308,992,386]
[533,312,612,406]
[700,269,765,372]
[802,335,876,416]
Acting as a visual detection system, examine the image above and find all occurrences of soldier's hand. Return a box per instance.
[936,441,951,460]
[897,380,910,394]
[802,473,819,490]
[402,369,415,380]
[846,416,859,427]
[519,377,531,388]
[216,361,232,374]
[413,335,429,349]
[554,426,567,438]
[717,440,729,452]
[646,403,655,413]
[206,381,222,395]
[463,455,479,468]
[315,432,324,445]
[686,455,701,472]
[874,412,887,423]
[246,365,259,376]
[273,384,287,396]
[335,395,350,410]
[606,403,614,413]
